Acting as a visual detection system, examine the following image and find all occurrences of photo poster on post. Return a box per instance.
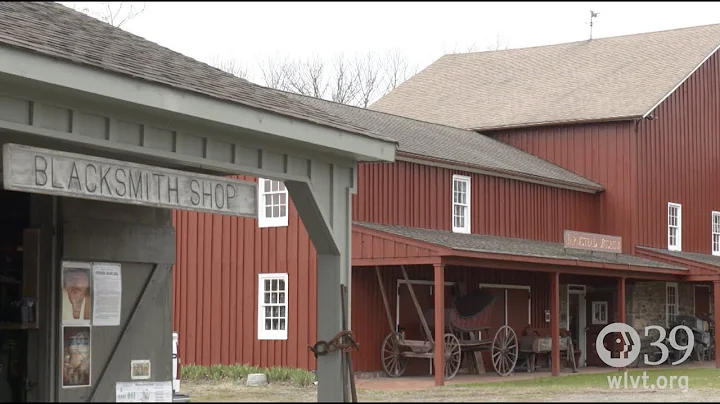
[61,261,93,326]
[62,325,92,388]
[131,360,151,380]
[92,262,122,327]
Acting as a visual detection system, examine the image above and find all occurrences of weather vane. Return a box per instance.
[589,10,599,40]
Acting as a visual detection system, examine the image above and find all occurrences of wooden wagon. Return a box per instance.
[375,266,519,380]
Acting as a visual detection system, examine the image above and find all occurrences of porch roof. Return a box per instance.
[353,222,687,276]
[636,247,720,280]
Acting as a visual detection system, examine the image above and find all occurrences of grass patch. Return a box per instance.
[181,364,316,387]
[453,367,720,390]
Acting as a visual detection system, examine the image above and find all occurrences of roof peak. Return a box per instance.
[447,22,720,58]
[371,21,720,130]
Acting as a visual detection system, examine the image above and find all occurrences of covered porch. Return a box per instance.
[350,222,717,387]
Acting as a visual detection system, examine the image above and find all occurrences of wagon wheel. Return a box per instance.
[443,333,462,380]
[492,325,518,376]
[381,332,408,377]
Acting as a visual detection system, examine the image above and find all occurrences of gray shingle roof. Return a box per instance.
[370,24,720,131]
[637,246,720,268]
[0,2,395,144]
[289,93,603,191]
[356,222,685,271]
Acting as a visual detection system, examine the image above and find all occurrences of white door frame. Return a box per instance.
[567,284,587,367]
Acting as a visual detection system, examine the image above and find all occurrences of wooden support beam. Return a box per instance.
[433,263,445,387]
[375,266,396,334]
[550,271,560,377]
[400,265,434,344]
[617,276,626,372]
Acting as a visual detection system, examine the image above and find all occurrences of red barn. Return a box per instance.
[173,24,720,384]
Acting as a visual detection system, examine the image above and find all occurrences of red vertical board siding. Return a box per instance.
[491,122,636,246]
[350,265,550,372]
[353,160,600,243]
[173,175,317,370]
[637,50,720,254]
[176,159,603,369]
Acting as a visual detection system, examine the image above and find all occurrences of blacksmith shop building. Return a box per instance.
[0,2,395,402]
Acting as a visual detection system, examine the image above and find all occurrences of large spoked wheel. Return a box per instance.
[492,325,518,376]
[381,332,408,377]
[444,333,462,380]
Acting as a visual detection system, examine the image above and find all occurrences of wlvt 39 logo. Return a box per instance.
[596,322,695,368]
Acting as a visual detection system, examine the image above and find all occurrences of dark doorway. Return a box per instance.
[0,189,32,403]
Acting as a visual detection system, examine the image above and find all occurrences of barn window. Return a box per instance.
[258,178,289,228]
[666,282,678,327]
[591,301,608,325]
[668,202,681,251]
[712,211,720,256]
[452,174,471,234]
[257,273,288,340]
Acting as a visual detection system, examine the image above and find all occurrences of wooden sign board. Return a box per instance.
[563,230,622,254]
[2,143,257,218]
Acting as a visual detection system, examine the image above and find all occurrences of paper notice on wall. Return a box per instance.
[92,262,122,326]
[116,381,172,402]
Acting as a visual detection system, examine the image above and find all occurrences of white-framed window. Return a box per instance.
[666,282,678,327]
[591,301,608,325]
[257,273,288,340]
[452,174,471,234]
[668,202,682,251]
[258,178,288,228]
[712,211,720,256]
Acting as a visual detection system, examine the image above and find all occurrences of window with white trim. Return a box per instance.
[666,282,678,327]
[258,178,288,228]
[712,212,720,256]
[591,301,608,325]
[257,273,288,340]
[452,175,471,234]
[668,202,681,251]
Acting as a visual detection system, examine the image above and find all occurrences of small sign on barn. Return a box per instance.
[563,230,622,254]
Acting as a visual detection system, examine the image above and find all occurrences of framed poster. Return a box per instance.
[62,261,92,325]
[131,360,151,380]
[62,326,92,388]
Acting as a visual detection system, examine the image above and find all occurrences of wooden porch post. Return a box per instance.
[617,276,626,372]
[714,280,720,368]
[433,263,446,387]
[550,271,560,376]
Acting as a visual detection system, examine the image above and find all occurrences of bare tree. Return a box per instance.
[486,32,510,51]
[255,51,413,108]
[442,33,511,55]
[210,55,248,79]
[442,41,482,55]
[383,49,418,93]
[257,56,290,90]
[75,2,147,28]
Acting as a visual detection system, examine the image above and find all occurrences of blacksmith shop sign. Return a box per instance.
[563,230,622,254]
[2,143,257,217]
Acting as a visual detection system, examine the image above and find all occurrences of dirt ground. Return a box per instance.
[181,380,720,402]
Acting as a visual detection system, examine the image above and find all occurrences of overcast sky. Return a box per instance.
[62,1,720,83]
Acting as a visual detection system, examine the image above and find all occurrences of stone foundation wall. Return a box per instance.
[626,281,694,331]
